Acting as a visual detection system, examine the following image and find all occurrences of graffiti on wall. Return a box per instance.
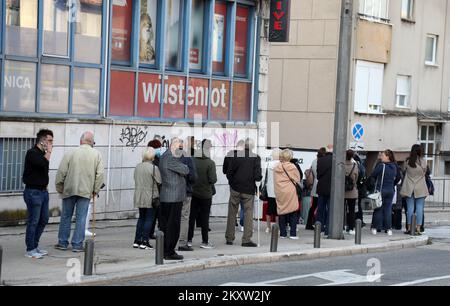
[119,126,148,151]
[214,130,238,150]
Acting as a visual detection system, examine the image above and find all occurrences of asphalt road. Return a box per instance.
[106,227,450,286]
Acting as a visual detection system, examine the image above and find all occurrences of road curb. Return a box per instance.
[72,235,430,286]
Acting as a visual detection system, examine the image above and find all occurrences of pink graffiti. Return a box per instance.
[214,130,238,149]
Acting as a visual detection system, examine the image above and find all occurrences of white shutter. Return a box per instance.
[354,61,370,113]
[368,63,384,113]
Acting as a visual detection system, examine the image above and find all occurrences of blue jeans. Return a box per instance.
[134,208,155,243]
[372,191,394,231]
[23,189,49,252]
[58,196,90,249]
[406,195,425,226]
[279,212,298,237]
[317,196,330,235]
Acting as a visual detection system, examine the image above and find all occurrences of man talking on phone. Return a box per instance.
[22,129,54,259]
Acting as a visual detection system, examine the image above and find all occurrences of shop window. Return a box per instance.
[190,0,206,71]
[138,72,161,117]
[74,0,103,64]
[3,60,36,112]
[0,138,35,193]
[187,78,209,119]
[43,0,70,57]
[210,80,229,120]
[165,0,184,70]
[109,70,135,116]
[212,2,227,74]
[234,6,250,77]
[139,0,158,66]
[163,75,186,119]
[5,0,38,57]
[39,64,70,113]
[232,82,251,121]
[72,67,101,115]
[111,0,133,63]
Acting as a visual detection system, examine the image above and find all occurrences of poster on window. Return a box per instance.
[139,1,157,65]
[190,0,204,70]
[163,75,186,119]
[234,6,249,76]
[109,70,135,116]
[138,72,161,118]
[112,0,132,62]
[187,78,209,119]
[210,80,230,120]
[213,2,227,73]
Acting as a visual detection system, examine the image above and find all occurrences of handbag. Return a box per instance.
[150,164,160,209]
[366,164,385,210]
[282,164,303,200]
[259,163,269,201]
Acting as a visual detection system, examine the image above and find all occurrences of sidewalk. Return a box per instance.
[0,212,439,286]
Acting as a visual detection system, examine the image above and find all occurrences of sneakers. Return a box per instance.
[289,236,299,240]
[371,229,377,235]
[25,249,44,259]
[187,241,193,247]
[387,230,393,236]
[139,241,154,250]
[200,242,214,249]
[178,245,194,252]
[226,241,233,245]
[54,244,68,251]
[280,236,287,239]
[72,248,84,253]
[133,241,141,249]
[164,253,184,260]
[36,248,48,256]
[348,230,356,236]
[240,226,244,232]
[242,241,257,247]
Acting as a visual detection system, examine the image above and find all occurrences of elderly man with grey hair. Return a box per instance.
[54,131,104,252]
[159,137,190,260]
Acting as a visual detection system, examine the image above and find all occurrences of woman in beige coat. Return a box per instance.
[274,149,301,239]
[133,148,162,250]
[400,144,429,235]
[344,150,359,235]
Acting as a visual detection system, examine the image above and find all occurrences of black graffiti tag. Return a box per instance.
[119,126,148,151]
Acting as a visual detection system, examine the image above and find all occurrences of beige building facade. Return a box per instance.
[262,0,450,179]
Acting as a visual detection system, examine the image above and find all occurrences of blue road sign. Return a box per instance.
[352,123,364,141]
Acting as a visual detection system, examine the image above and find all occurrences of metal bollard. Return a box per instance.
[314,222,321,248]
[355,219,362,245]
[270,223,279,253]
[83,239,94,276]
[411,214,417,236]
[0,245,3,285]
[155,231,164,265]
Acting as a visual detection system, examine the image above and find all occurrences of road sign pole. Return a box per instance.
[329,0,353,240]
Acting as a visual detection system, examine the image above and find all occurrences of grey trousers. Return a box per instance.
[225,188,255,244]
[178,196,192,245]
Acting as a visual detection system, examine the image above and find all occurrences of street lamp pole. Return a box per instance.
[329,0,354,240]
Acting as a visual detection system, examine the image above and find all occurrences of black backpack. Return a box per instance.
[345,163,356,192]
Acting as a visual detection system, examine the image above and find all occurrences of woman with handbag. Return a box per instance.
[400,144,429,235]
[133,148,162,250]
[274,149,301,239]
[261,149,281,233]
[369,150,401,236]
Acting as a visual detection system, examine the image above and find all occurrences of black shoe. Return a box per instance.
[139,241,154,250]
[133,241,141,248]
[208,228,211,232]
[242,241,257,247]
[164,253,184,260]
[178,245,194,252]
[54,244,68,251]
[226,241,233,245]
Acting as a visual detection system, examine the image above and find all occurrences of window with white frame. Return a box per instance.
[359,0,390,21]
[419,125,436,175]
[425,34,438,65]
[354,60,384,114]
[396,75,411,108]
[401,0,414,20]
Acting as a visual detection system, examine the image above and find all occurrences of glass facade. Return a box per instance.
[0,0,256,123]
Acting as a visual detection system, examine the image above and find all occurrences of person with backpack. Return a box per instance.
[305,148,327,230]
[400,144,429,235]
[370,150,402,236]
[353,153,367,228]
[344,150,359,235]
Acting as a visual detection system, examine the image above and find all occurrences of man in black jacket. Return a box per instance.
[22,129,54,259]
[225,138,262,247]
[317,145,333,236]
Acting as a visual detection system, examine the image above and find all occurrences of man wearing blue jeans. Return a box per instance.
[55,131,104,252]
[22,129,54,259]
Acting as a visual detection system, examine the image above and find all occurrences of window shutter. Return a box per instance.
[354,61,370,113]
[368,63,384,110]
